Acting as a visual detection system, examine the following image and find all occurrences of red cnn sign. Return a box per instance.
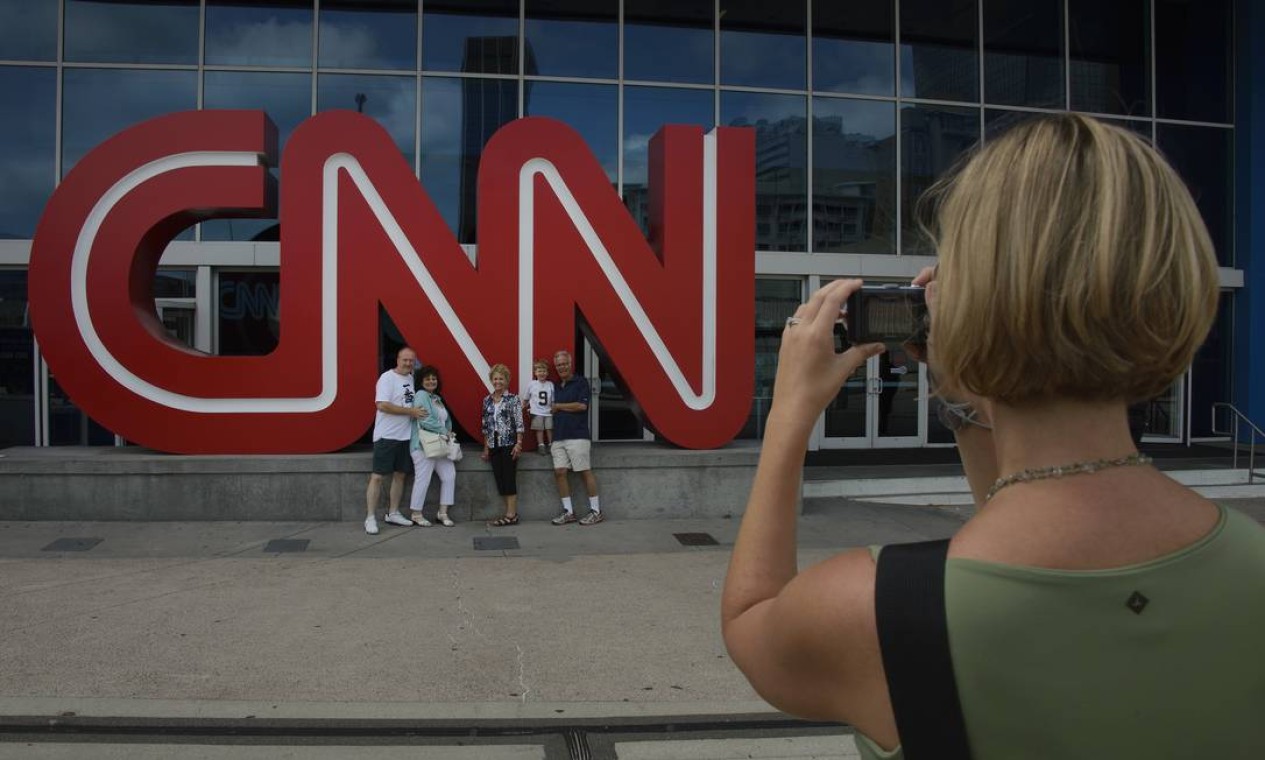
[28,111,755,454]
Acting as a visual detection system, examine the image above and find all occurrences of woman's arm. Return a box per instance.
[721,280,886,719]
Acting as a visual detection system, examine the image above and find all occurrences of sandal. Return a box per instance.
[488,514,519,527]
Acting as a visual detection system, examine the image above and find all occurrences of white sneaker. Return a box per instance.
[364,516,379,535]
[384,512,414,527]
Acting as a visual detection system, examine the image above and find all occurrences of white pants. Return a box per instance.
[409,449,456,510]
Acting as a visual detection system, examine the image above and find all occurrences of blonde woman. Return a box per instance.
[480,363,524,526]
[722,115,1265,759]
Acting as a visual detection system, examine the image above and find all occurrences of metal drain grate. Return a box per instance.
[41,538,103,552]
[473,536,520,551]
[673,532,719,547]
[263,539,310,553]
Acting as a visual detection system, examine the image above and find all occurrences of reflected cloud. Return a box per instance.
[207,18,312,67]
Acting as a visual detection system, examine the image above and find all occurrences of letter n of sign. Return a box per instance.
[28,111,754,453]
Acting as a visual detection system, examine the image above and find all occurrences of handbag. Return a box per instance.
[419,429,448,459]
[446,438,464,462]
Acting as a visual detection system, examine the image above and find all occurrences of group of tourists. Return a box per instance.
[363,348,602,535]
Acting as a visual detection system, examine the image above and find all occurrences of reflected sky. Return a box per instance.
[624,0,713,85]
[0,67,55,239]
[525,82,618,183]
[0,0,57,61]
[422,0,519,74]
[622,86,714,190]
[319,0,416,70]
[812,0,893,95]
[64,0,199,65]
[524,5,618,80]
[206,1,314,68]
[813,97,896,254]
[318,74,416,168]
[722,91,808,252]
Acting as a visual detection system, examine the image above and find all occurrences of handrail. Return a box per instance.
[1211,403,1264,484]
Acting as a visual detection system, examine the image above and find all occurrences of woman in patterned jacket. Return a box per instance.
[480,363,524,526]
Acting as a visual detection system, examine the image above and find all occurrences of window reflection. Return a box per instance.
[812,98,895,254]
[900,104,978,255]
[0,67,55,240]
[217,270,280,356]
[983,0,1062,108]
[722,91,808,252]
[812,0,893,96]
[1158,124,1232,267]
[206,0,314,68]
[525,82,618,184]
[1156,0,1231,123]
[62,68,198,177]
[48,376,115,445]
[0,271,34,447]
[622,86,714,235]
[1190,293,1232,438]
[420,76,518,243]
[624,0,713,85]
[0,0,57,61]
[65,0,199,65]
[739,279,801,439]
[319,0,416,71]
[720,0,807,90]
[202,71,312,242]
[318,74,416,167]
[900,0,977,102]
[1068,0,1149,116]
[422,0,520,74]
[525,0,617,80]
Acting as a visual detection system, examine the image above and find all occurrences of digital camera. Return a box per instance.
[839,285,929,347]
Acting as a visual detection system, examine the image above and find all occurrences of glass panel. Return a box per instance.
[1191,292,1232,438]
[0,0,58,61]
[1068,0,1149,116]
[217,271,280,356]
[206,0,314,68]
[925,396,955,444]
[159,304,196,346]
[720,0,807,90]
[319,0,416,70]
[48,376,116,445]
[1143,381,1182,439]
[985,109,1152,143]
[0,67,56,240]
[1157,124,1232,267]
[62,68,198,177]
[622,85,714,234]
[624,0,713,85]
[1156,0,1231,123]
[420,76,517,243]
[900,0,978,102]
[0,271,34,447]
[812,97,896,254]
[875,344,919,437]
[525,0,618,79]
[812,0,893,96]
[318,74,416,167]
[722,91,808,252]
[824,361,868,439]
[983,0,1063,108]
[154,269,196,298]
[596,361,644,440]
[422,0,519,74]
[900,104,978,255]
[739,279,800,440]
[202,71,312,242]
[65,0,199,64]
[524,82,618,184]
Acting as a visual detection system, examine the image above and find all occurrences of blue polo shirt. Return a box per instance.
[552,376,591,441]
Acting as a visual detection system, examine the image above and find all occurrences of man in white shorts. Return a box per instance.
[548,350,603,525]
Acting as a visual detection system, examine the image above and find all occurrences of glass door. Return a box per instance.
[820,348,926,448]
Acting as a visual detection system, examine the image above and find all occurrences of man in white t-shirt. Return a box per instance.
[365,346,426,535]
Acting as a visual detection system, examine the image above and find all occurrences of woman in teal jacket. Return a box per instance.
[408,365,457,527]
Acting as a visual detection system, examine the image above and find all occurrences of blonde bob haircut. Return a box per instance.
[926,113,1219,404]
[488,363,511,384]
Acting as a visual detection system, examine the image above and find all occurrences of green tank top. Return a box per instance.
[858,504,1265,760]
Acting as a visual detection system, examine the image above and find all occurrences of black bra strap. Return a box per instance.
[874,539,972,760]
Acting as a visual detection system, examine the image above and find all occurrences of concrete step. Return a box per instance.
[804,469,1265,507]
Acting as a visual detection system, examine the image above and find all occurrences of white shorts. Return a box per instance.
[551,438,591,471]
[530,415,553,431]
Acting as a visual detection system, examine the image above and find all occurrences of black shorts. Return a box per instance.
[372,439,413,475]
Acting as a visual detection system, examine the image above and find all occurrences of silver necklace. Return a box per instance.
[985,452,1153,502]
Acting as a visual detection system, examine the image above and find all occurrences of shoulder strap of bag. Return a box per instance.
[874,539,972,760]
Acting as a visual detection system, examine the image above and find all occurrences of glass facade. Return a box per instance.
[0,0,1243,449]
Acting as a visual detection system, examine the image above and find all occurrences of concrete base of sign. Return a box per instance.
[0,444,774,522]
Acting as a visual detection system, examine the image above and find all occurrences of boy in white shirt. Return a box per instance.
[523,359,555,455]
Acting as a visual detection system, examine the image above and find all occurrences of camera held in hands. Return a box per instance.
[838,285,928,349]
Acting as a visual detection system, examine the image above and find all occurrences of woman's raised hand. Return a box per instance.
[768,279,885,431]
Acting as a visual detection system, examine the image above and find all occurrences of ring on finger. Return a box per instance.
[785,317,803,328]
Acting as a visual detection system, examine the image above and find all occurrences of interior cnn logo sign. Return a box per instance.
[28,111,756,454]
